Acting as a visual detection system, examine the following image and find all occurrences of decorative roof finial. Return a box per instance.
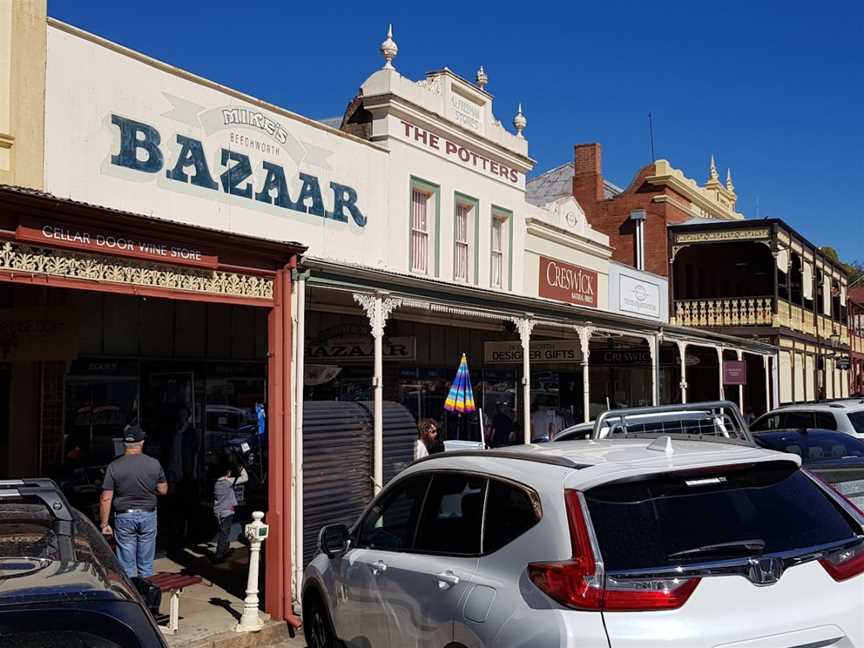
[726,168,735,192]
[380,24,398,70]
[475,65,488,90]
[709,155,719,182]
[513,102,527,138]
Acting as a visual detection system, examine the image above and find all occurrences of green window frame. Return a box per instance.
[409,176,440,277]
[490,206,513,290]
[454,192,479,285]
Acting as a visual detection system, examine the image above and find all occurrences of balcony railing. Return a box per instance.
[672,297,773,327]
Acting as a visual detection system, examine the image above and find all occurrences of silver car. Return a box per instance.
[301,437,864,647]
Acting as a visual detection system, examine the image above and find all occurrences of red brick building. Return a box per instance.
[544,143,743,277]
[528,144,853,406]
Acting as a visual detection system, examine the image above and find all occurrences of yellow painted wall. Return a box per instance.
[779,351,792,403]
[0,0,46,188]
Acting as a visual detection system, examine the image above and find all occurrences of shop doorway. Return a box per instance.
[0,283,269,599]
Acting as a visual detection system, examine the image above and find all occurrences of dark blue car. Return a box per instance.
[0,479,167,647]
[754,429,864,508]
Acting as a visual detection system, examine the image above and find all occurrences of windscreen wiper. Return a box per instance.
[668,539,766,560]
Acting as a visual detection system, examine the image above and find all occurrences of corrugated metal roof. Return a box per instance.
[675,216,736,226]
[316,116,343,129]
[526,163,622,206]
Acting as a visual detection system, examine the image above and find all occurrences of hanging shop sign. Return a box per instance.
[16,223,219,269]
[306,336,416,362]
[538,257,598,308]
[484,340,583,365]
[723,360,748,385]
[837,357,851,371]
[397,120,520,185]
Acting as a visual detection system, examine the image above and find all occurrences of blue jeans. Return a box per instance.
[114,510,157,578]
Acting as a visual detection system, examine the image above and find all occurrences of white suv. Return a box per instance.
[752,401,864,437]
[301,437,864,647]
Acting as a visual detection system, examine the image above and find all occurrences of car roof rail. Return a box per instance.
[0,479,76,562]
[414,449,587,469]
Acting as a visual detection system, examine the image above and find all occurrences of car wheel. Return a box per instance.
[303,591,336,648]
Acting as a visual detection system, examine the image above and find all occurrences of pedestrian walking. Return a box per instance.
[414,418,444,460]
[99,424,168,578]
[490,401,514,448]
[213,459,249,564]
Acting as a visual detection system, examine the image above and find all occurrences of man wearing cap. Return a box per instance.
[99,424,168,578]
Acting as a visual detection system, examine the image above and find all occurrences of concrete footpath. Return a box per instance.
[151,554,306,648]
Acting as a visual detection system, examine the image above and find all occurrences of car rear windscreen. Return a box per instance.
[585,461,860,572]
[850,412,864,435]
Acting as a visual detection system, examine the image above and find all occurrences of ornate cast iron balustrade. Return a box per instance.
[672,297,773,327]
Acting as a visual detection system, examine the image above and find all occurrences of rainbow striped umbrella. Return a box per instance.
[444,353,476,414]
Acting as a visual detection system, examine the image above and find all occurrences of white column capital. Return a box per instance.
[354,293,402,338]
[646,335,658,360]
[510,316,536,346]
[577,326,596,362]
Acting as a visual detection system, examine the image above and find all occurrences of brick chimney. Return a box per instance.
[573,143,604,204]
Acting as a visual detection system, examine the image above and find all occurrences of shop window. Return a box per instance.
[491,209,511,289]
[410,178,438,276]
[453,199,476,283]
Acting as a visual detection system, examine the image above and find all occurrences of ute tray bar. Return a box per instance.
[415,449,587,469]
[593,400,754,446]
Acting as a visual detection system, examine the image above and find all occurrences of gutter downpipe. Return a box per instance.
[292,269,308,611]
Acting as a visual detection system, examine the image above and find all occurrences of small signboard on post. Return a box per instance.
[724,360,748,385]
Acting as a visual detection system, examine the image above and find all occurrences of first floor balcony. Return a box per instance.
[670,239,849,344]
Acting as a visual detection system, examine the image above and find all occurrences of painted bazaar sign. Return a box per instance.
[539,256,598,307]
[109,114,367,227]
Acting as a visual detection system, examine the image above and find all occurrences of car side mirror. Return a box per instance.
[319,523,350,559]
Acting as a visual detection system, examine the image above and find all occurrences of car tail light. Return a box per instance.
[819,541,864,582]
[527,490,700,611]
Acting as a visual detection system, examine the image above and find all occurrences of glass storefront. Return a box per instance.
[303,290,664,446]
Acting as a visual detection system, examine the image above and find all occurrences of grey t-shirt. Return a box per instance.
[103,454,166,511]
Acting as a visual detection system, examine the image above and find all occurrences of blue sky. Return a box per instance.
[49,1,863,261]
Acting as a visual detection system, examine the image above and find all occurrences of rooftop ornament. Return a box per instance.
[709,154,720,182]
[475,65,488,90]
[726,168,735,192]
[380,24,398,70]
[513,102,527,138]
